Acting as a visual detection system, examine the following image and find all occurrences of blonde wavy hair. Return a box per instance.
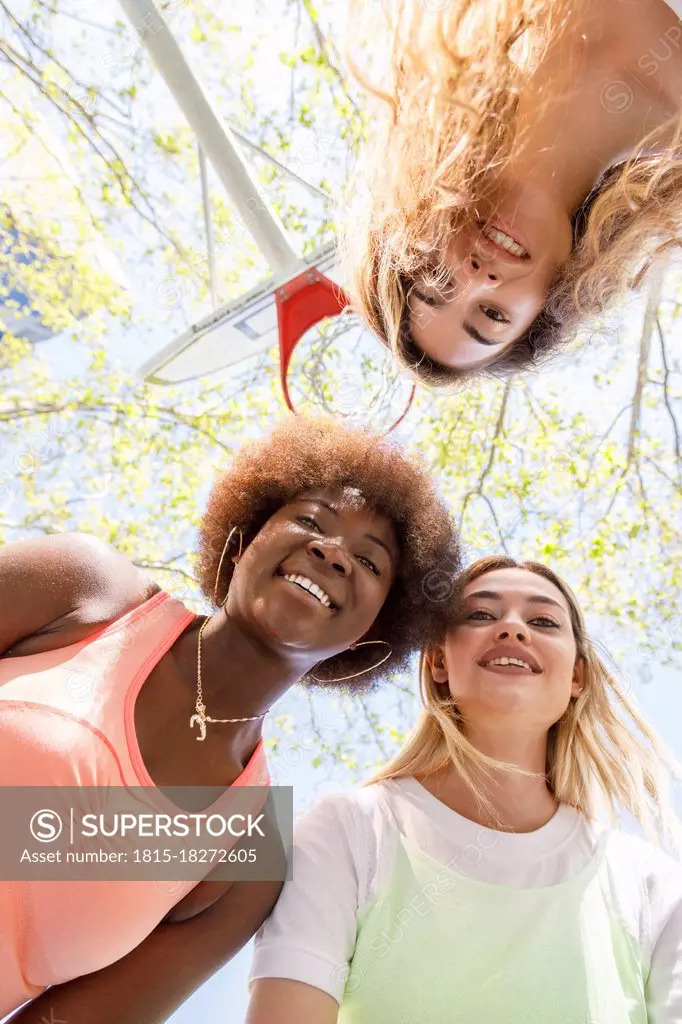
[342,0,682,387]
[367,557,682,851]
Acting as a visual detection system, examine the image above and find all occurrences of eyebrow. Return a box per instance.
[462,321,501,347]
[302,499,395,561]
[466,589,565,610]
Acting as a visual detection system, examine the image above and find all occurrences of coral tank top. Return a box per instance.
[0,590,269,1015]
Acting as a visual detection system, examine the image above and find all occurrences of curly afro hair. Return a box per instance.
[197,414,461,692]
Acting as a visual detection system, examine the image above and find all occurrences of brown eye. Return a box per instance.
[412,288,443,309]
[530,616,559,628]
[297,515,321,531]
[480,305,510,324]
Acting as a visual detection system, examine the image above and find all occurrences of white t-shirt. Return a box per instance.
[250,777,682,1019]
[663,0,682,15]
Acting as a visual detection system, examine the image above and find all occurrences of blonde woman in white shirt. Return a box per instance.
[247,556,682,1023]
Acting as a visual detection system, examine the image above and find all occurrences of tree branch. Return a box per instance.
[626,264,664,464]
[656,316,681,479]
[29,0,122,37]
[0,37,187,258]
[457,383,511,540]
[132,560,199,587]
[0,399,233,452]
[358,697,389,761]
[300,0,362,118]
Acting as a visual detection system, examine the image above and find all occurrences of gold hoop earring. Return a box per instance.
[213,526,244,608]
[309,640,392,684]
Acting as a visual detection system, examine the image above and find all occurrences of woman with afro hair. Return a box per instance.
[0,414,460,1024]
[342,0,682,387]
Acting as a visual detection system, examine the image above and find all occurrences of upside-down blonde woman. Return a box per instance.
[343,0,682,386]
[247,556,682,1022]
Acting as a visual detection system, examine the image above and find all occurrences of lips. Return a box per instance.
[275,567,341,612]
[478,644,541,674]
[492,218,530,252]
[477,220,530,261]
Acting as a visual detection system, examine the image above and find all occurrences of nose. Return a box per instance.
[463,241,535,285]
[466,253,501,285]
[494,620,530,644]
[307,537,352,576]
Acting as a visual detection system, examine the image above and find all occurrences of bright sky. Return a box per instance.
[1,3,681,1023]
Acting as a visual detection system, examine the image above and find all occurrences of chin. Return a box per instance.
[487,696,531,715]
[471,688,533,715]
[251,600,318,650]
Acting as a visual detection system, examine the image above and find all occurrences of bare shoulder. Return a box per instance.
[0,532,162,657]
[28,531,158,599]
[62,532,162,611]
[55,532,159,594]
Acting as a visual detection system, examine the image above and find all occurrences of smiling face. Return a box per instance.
[429,568,583,733]
[407,184,573,371]
[225,486,399,664]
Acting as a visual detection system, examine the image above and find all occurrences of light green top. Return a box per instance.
[338,828,646,1023]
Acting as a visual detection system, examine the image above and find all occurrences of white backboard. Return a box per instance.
[138,242,340,384]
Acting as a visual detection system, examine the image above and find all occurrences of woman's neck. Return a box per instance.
[419,729,557,834]
[173,609,310,726]
[508,0,682,216]
[134,609,315,790]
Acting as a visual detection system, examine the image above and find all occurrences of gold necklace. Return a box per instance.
[189,616,268,742]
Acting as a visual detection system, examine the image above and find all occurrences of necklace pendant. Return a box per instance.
[189,714,207,742]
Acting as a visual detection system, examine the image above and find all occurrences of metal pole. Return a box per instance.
[118,0,301,276]
[226,122,332,203]
[198,145,218,310]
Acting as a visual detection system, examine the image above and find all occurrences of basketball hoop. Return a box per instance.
[276,266,416,434]
[123,0,416,433]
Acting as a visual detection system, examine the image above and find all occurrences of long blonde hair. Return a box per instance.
[368,557,682,851]
[342,0,682,387]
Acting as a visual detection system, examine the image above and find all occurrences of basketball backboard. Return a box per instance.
[122,0,415,431]
[138,241,339,384]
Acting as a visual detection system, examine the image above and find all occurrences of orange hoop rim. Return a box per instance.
[275,268,415,435]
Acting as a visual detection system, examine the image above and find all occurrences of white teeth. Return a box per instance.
[485,657,533,671]
[482,224,527,258]
[283,573,332,608]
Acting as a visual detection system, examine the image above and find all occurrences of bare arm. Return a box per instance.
[245,795,361,1024]
[0,532,156,654]
[6,878,283,1024]
[246,978,339,1024]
